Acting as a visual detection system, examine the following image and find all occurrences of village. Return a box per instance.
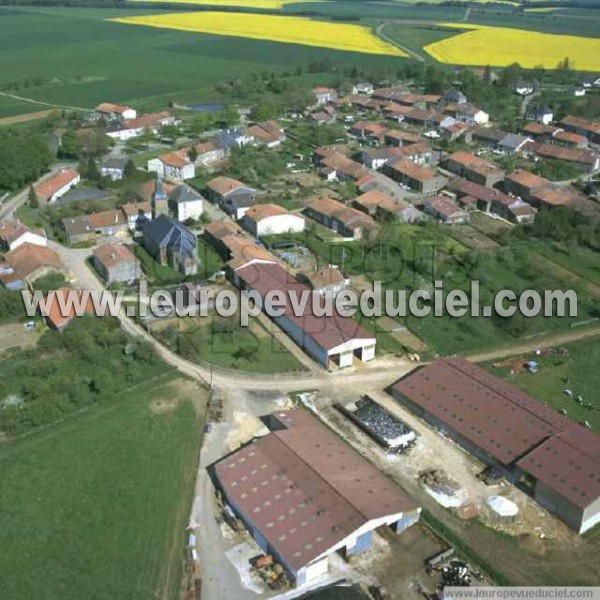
[1,75,600,600]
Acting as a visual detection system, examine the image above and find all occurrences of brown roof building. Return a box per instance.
[212,409,419,584]
[391,357,600,534]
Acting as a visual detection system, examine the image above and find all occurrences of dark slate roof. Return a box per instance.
[169,184,204,205]
[143,214,196,260]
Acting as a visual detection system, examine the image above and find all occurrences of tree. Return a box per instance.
[58,128,81,159]
[188,145,198,163]
[124,159,137,179]
[28,184,39,208]
[0,129,53,191]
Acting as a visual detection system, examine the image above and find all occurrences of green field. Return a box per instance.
[0,6,402,117]
[0,371,201,600]
[488,337,600,432]
[155,316,305,372]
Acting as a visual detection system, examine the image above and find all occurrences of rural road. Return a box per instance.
[376,22,426,62]
[0,90,91,113]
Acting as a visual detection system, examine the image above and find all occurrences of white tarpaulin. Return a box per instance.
[487,495,519,517]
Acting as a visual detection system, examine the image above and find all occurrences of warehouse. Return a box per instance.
[391,357,600,534]
[211,409,420,585]
[235,262,376,368]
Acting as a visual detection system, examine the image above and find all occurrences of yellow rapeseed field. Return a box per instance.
[424,23,600,71]
[109,12,406,56]
[129,0,324,9]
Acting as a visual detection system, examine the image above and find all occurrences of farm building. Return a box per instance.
[34,168,80,204]
[313,86,338,105]
[61,209,128,244]
[247,120,286,148]
[383,160,448,195]
[445,151,505,188]
[205,177,256,220]
[95,102,136,121]
[423,195,470,224]
[211,409,420,585]
[147,150,195,181]
[391,357,600,534]
[0,243,66,291]
[304,197,378,240]
[105,111,176,141]
[235,262,376,368]
[240,204,305,238]
[299,267,346,297]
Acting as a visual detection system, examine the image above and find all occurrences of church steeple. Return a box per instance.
[152,177,169,218]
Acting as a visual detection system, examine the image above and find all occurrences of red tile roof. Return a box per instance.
[206,176,246,197]
[5,243,63,279]
[43,288,96,330]
[34,168,79,201]
[92,242,137,269]
[243,203,289,222]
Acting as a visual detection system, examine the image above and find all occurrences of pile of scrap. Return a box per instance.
[419,469,464,508]
[249,554,288,590]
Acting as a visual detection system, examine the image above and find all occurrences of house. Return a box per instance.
[423,195,470,224]
[393,142,435,166]
[168,184,204,222]
[353,190,422,223]
[373,87,409,103]
[106,111,176,141]
[553,130,588,149]
[383,160,448,195]
[307,110,336,126]
[211,409,419,584]
[384,129,421,147]
[0,243,65,290]
[526,105,554,125]
[215,127,254,150]
[382,103,413,123]
[300,267,346,297]
[573,87,586,97]
[100,156,129,181]
[236,263,377,367]
[440,121,471,141]
[304,197,378,240]
[147,150,195,181]
[559,115,600,145]
[442,89,467,105]
[349,121,387,143]
[352,82,374,95]
[34,168,80,204]
[523,122,561,143]
[391,357,600,534]
[445,151,505,187]
[203,220,244,259]
[318,152,369,182]
[313,86,337,105]
[443,102,489,125]
[524,142,600,172]
[491,196,537,224]
[247,120,285,148]
[467,127,509,149]
[361,146,404,170]
[498,133,532,155]
[92,242,140,284]
[205,176,256,220]
[240,203,305,238]
[0,220,46,251]
[120,200,153,232]
[42,288,96,330]
[142,215,198,275]
[95,102,136,121]
[504,170,578,210]
[61,209,128,244]
[192,140,227,166]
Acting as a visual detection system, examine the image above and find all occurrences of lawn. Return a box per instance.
[0,371,201,600]
[134,243,185,286]
[486,337,600,433]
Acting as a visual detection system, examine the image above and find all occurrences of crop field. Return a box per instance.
[0,372,201,600]
[131,0,325,8]
[109,11,406,56]
[0,7,405,117]
[424,23,600,71]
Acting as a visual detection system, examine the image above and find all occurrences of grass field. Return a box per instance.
[424,23,600,70]
[132,0,326,7]
[109,11,406,56]
[487,337,600,432]
[0,372,201,600]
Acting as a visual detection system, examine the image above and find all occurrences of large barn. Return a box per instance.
[235,262,376,368]
[212,409,420,585]
[391,357,600,534]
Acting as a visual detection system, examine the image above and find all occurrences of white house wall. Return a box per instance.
[256,215,305,237]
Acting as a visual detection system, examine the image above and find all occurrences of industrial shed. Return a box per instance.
[212,409,420,585]
[235,262,376,368]
[391,357,600,534]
